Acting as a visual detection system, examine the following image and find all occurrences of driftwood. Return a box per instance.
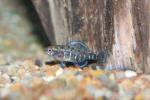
[31,0,150,73]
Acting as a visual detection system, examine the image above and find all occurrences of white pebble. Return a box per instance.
[109,74,115,80]
[43,76,55,82]
[55,68,63,77]
[39,95,48,100]
[2,73,11,83]
[125,70,137,78]
[0,88,10,98]
[76,75,83,80]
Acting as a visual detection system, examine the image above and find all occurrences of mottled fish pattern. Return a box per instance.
[47,41,107,68]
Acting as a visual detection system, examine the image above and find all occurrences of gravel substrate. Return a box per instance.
[0,60,150,100]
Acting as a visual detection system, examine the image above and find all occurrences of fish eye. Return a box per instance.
[48,48,52,52]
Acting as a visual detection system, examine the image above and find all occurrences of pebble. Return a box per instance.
[10,76,16,83]
[43,76,55,82]
[2,73,11,83]
[39,95,49,100]
[55,68,63,77]
[11,83,21,91]
[0,55,7,65]
[8,92,22,100]
[86,85,112,99]
[0,88,10,98]
[120,79,133,92]
[125,70,137,78]
[34,58,43,67]
[21,73,33,87]
[109,73,115,80]
[140,89,150,100]
[76,74,84,81]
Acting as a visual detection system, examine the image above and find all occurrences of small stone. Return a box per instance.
[99,74,118,92]
[18,68,26,79]
[11,76,20,83]
[43,76,55,82]
[39,95,49,100]
[120,79,133,92]
[74,71,82,75]
[55,68,63,77]
[4,39,14,47]
[30,77,43,88]
[10,76,15,83]
[86,85,112,99]
[115,71,126,79]
[141,75,150,81]
[134,95,143,100]
[34,58,43,67]
[8,92,22,100]
[41,65,60,76]
[109,74,115,80]
[2,73,11,83]
[45,70,53,76]
[0,55,7,65]
[11,83,21,91]
[90,70,105,78]
[21,73,33,87]
[76,74,84,81]
[0,88,10,98]
[7,67,17,76]
[125,70,137,78]
[141,89,150,100]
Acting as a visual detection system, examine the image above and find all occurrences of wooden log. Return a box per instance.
[31,0,56,45]
[31,0,150,73]
[131,0,150,73]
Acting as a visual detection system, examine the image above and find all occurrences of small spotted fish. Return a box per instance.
[47,41,108,68]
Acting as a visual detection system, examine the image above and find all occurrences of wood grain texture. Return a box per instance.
[31,0,150,73]
[131,0,150,73]
[31,0,56,45]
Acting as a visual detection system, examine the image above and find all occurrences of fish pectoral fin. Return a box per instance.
[60,61,66,68]
[75,60,88,68]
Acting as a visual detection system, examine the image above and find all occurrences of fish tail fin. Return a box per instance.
[97,49,108,64]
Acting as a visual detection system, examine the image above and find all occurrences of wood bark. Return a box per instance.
[31,0,150,73]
